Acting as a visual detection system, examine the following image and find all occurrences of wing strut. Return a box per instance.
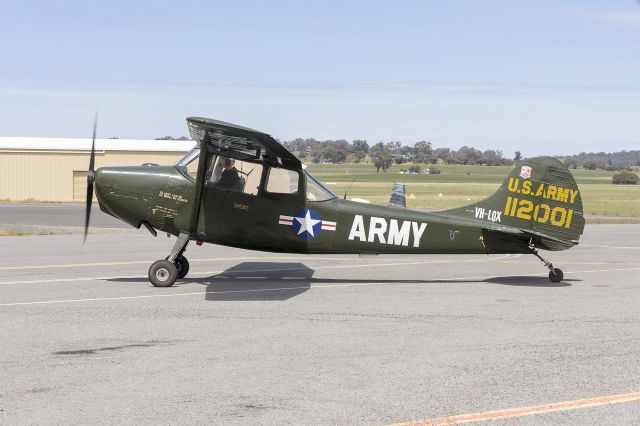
[189,141,211,236]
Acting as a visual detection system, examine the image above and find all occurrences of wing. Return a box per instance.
[186,117,301,169]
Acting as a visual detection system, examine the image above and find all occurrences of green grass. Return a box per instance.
[308,163,640,217]
[0,229,53,236]
[307,163,623,185]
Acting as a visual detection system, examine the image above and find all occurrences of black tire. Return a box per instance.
[175,255,190,279]
[549,268,564,283]
[149,260,178,287]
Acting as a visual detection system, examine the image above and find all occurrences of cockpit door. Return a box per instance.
[196,157,307,252]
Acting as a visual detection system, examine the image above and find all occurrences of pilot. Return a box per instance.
[216,157,240,189]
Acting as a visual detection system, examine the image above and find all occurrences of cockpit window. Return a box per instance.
[176,147,200,179]
[266,168,299,194]
[305,171,336,202]
[207,156,263,196]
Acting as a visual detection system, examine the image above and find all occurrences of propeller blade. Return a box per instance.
[83,116,97,243]
[88,115,97,174]
[83,178,93,244]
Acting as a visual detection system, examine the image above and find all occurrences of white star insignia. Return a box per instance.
[295,210,320,237]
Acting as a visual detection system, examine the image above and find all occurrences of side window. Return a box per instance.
[266,168,299,194]
[176,147,200,180]
[184,159,199,179]
[207,156,263,196]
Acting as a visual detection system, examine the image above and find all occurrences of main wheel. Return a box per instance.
[149,260,178,287]
[549,268,564,283]
[175,255,190,279]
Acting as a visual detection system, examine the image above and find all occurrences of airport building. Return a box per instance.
[0,138,195,202]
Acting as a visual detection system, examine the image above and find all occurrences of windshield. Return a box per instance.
[176,147,200,179]
[305,171,336,202]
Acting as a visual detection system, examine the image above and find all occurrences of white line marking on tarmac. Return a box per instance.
[0,256,524,286]
[1,259,636,287]
[390,391,640,425]
[579,244,640,250]
[0,256,352,271]
[1,267,640,307]
[0,254,518,271]
[0,260,464,286]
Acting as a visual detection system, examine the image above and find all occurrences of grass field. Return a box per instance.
[307,163,640,218]
[0,230,52,236]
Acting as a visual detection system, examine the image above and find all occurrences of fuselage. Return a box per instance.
[94,164,530,256]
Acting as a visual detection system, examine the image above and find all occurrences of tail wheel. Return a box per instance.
[175,255,190,279]
[149,260,178,287]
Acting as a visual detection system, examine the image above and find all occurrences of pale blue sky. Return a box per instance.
[1,0,639,156]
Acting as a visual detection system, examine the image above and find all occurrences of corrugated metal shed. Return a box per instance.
[0,137,195,202]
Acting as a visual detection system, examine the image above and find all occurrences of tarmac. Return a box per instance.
[0,206,639,424]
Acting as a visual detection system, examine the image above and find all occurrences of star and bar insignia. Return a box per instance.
[278,209,336,240]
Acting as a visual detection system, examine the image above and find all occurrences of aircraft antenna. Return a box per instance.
[343,177,356,200]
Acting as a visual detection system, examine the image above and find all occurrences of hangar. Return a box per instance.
[0,138,194,202]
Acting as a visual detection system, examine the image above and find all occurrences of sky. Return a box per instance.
[1,0,639,157]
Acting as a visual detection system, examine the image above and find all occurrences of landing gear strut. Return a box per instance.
[149,233,191,287]
[530,245,564,283]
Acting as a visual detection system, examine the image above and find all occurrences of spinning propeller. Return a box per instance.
[83,116,97,243]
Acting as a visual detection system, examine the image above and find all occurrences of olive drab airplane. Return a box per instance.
[83,117,585,287]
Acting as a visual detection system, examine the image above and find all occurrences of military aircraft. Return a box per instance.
[84,117,584,287]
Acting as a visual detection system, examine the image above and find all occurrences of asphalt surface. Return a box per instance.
[0,203,128,233]
[1,224,639,425]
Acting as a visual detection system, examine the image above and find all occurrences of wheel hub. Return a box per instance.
[155,268,169,282]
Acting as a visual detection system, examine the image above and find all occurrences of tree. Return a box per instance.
[584,160,602,170]
[352,139,369,163]
[433,147,452,164]
[514,151,522,162]
[155,136,189,140]
[370,142,393,173]
[564,158,579,169]
[324,140,350,163]
[413,140,433,163]
[455,146,483,165]
[309,139,351,163]
[481,149,502,166]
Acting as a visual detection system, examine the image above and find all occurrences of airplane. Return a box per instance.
[84,117,584,287]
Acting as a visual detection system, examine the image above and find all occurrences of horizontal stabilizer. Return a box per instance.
[482,226,578,252]
[388,183,406,208]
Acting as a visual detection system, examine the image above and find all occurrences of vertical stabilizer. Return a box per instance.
[443,157,585,249]
[388,183,407,208]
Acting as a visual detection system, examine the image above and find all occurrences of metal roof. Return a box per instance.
[0,137,195,152]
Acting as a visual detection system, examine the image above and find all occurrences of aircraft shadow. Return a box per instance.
[107,262,577,301]
[485,276,577,287]
[202,262,314,301]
